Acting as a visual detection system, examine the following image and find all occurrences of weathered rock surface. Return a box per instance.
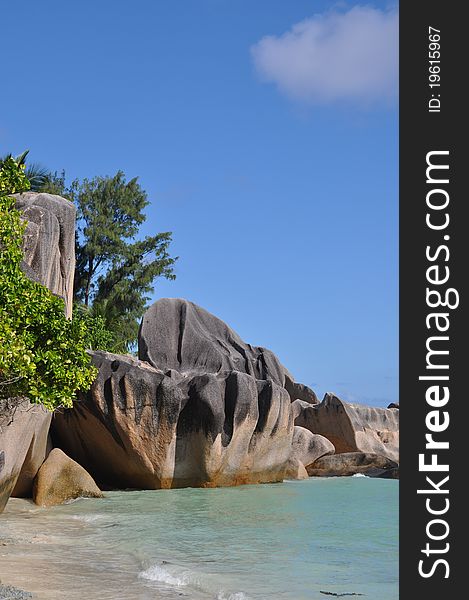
[33,448,102,507]
[1,193,75,512]
[292,394,399,463]
[138,298,299,392]
[284,378,319,404]
[14,192,76,318]
[306,452,398,478]
[284,426,335,480]
[49,298,400,489]
[52,350,294,489]
[284,459,309,480]
[0,400,51,512]
[376,466,399,479]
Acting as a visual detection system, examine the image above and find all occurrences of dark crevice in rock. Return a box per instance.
[177,300,187,366]
[222,374,237,446]
[255,381,272,434]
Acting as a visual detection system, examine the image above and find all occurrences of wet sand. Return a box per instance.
[0,499,165,600]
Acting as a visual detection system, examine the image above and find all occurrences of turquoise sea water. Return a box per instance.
[0,477,398,600]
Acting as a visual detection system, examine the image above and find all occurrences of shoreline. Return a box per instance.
[0,499,166,600]
[0,480,398,600]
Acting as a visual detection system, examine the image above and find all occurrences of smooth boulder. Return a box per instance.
[292,394,399,462]
[0,400,51,512]
[138,298,306,397]
[52,351,294,489]
[306,452,398,478]
[285,426,335,480]
[14,192,76,318]
[33,448,102,507]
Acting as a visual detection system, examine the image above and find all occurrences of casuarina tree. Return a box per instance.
[72,171,177,352]
[4,155,177,353]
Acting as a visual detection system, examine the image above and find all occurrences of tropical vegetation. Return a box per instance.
[0,156,97,410]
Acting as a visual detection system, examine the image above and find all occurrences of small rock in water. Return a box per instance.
[319,592,364,597]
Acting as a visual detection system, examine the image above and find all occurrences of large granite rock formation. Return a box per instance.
[1,193,75,512]
[138,298,316,403]
[33,448,102,507]
[52,350,294,488]
[53,299,399,487]
[2,187,401,503]
[0,400,51,512]
[292,394,399,463]
[306,452,399,478]
[14,192,76,318]
[138,298,289,382]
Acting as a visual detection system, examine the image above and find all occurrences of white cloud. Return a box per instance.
[251,5,398,106]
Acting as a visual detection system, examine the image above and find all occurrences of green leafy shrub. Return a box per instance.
[72,303,117,352]
[0,156,97,410]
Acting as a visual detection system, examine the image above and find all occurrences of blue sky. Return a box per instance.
[1,1,398,406]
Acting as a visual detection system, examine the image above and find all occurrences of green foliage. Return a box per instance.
[71,171,177,352]
[0,151,50,192]
[38,169,70,197]
[0,154,30,196]
[1,154,177,355]
[72,303,116,352]
[0,157,97,410]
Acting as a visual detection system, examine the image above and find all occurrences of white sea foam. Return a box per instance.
[216,592,250,600]
[139,564,250,599]
[138,564,190,587]
[64,496,94,505]
[352,473,369,478]
[71,514,103,523]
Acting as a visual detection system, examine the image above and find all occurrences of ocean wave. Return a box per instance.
[352,474,369,478]
[139,564,250,599]
[138,564,191,587]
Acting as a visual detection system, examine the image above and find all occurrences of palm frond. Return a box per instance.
[24,163,50,192]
